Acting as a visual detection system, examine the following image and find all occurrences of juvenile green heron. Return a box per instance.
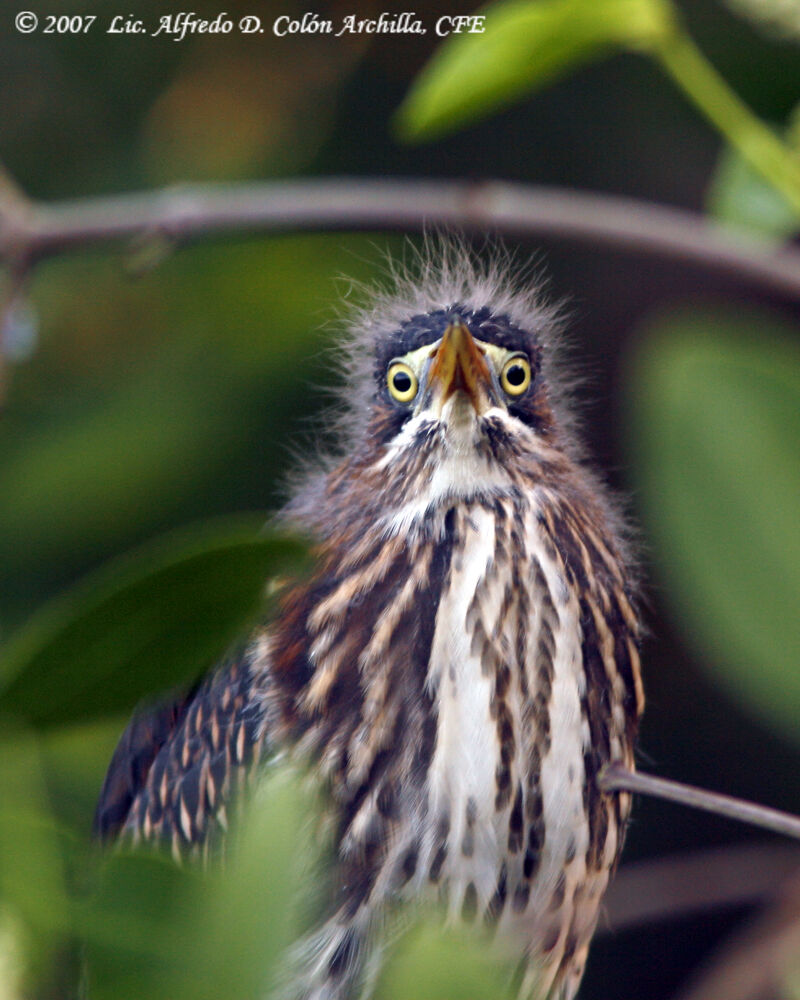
[96,246,643,999]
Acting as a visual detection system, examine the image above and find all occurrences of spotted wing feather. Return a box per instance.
[94,649,270,860]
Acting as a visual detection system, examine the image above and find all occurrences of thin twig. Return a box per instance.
[0,159,34,402]
[0,158,33,265]
[604,842,800,932]
[1,178,800,299]
[600,762,800,841]
[0,173,27,212]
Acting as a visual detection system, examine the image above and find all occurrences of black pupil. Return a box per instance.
[506,363,526,387]
[393,371,412,394]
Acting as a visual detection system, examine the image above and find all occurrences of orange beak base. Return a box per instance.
[428,320,493,415]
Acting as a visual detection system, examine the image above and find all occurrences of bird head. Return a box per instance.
[374,307,553,446]
[332,301,567,538]
[285,251,572,540]
[364,297,564,469]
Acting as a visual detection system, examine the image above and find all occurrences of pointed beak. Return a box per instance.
[428,320,493,416]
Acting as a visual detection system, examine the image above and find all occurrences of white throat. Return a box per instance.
[376,405,516,537]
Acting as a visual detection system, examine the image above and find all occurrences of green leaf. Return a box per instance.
[0,906,26,1000]
[80,765,312,1000]
[0,734,69,935]
[707,141,800,241]
[0,519,309,729]
[79,853,205,1000]
[0,364,236,609]
[194,766,314,1000]
[375,920,514,1000]
[721,0,800,42]
[395,0,676,141]
[0,729,72,993]
[0,234,386,630]
[40,719,129,836]
[627,309,800,742]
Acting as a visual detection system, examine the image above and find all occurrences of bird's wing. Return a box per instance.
[94,649,270,861]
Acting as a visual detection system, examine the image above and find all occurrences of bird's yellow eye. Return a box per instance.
[387,362,418,403]
[500,355,531,396]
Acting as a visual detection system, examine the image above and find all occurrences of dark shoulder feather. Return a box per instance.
[94,646,271,859]
[94,685,198,841]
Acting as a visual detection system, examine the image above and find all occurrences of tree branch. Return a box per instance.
[0,159,33,267]
[604,843,800,932]
[2,177,800,299]
[600,763,800,841]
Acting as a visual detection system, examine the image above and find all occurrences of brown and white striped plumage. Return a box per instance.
[96,247,644,1000]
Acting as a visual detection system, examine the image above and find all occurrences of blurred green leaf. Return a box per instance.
[707,144,800,241]
[0,730,71,992]
[0,361,241,617]
[722,0,800,42]
[0,734,69,934]
[193,766,314,1000]
[81,765,311,1000]
[0,519,308,729]
[627,309,800,742]
[375,919,513,1000]
[40,719,128,836]
[0,235,390,630]
[395,0,676,141]
[0,905,26,1000]
[79,852,205,1000]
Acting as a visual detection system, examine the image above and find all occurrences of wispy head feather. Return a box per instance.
[280,234,589,519]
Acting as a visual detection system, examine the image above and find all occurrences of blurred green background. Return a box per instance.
[1,0,800,997]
